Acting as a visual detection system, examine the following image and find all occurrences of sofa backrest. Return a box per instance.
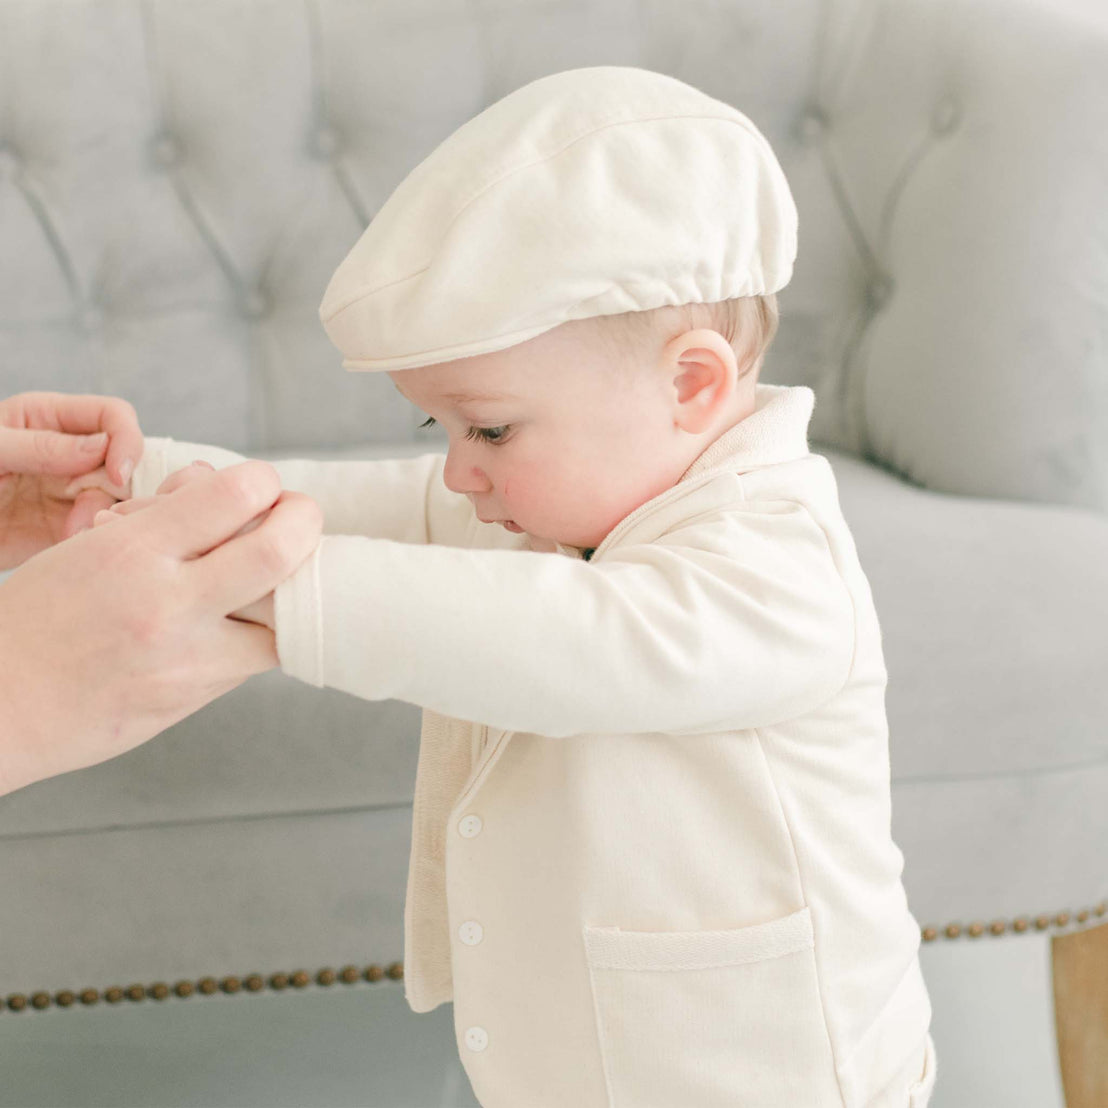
[2,0,1104,513]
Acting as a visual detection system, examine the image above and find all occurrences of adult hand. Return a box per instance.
[94,459,276,628]
[0,460,322,797]
[0,392,143,571]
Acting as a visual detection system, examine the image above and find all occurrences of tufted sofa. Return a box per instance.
[2,1,1107,1106]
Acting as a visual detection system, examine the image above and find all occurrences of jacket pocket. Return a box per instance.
[907,1032,937,1107]
[583,906,843,1108]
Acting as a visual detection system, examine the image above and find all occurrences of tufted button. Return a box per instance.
[866,272,895,311]
[241,289,269,319]
[931,96,961,136]
[458,814,483,838]
[0,145,24,184]
[458,920,484,946]
[150,133,182,170]
[464,1026,489,1052]
[312,125,341,160]
[797,107,828,145]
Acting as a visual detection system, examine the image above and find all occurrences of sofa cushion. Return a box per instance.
[827,446,1108,926]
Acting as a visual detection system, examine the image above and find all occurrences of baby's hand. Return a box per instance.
[93,459,276,629]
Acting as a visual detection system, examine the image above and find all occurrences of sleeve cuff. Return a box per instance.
[129,436,175,498]
[274,539,325,687]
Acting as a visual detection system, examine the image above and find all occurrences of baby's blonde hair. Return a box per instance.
[587,294,780,385]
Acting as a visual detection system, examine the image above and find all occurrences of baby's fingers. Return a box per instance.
[157,459,216,496]
[62,465,131,501]
[64,487,116,537]
[93,496,158,526]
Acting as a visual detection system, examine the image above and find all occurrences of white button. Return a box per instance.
[458,920,484,945]
[458,814,483,838]
[464,1026,489,1052]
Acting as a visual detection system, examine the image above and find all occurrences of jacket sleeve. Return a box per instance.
[273,500,857,735]
[130,436,469,545]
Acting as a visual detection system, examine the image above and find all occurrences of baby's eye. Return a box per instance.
[418,416,509,445]
[464,425,510,445]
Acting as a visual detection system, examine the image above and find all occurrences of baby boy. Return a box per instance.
[85,67,936,1108]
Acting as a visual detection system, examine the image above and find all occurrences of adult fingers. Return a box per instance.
[190,489,323,617]
[1,392,143,487]
[0,425,110,478]
[127,460,283,561]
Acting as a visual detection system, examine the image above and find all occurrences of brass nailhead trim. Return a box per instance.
[7,904,1108,1012]
[920,901,1107,944]
[3,963,403,1014]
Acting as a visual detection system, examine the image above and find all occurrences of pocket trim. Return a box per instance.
[583,905,814,972]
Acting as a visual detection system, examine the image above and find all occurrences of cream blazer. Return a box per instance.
[132,384,936,1108]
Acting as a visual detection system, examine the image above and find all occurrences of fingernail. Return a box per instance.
[118,458,133,485]
[81,432,108,452]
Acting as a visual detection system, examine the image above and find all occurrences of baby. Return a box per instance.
[83,67,936,1108]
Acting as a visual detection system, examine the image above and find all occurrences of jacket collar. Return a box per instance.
[678,383,815,483]
[542,384,815,560]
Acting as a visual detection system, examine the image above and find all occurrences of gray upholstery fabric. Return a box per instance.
[1,5,1105,1103]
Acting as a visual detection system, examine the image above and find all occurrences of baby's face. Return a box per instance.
[389,317,742,550]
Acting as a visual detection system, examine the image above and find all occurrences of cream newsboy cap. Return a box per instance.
[319,66,798,372]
